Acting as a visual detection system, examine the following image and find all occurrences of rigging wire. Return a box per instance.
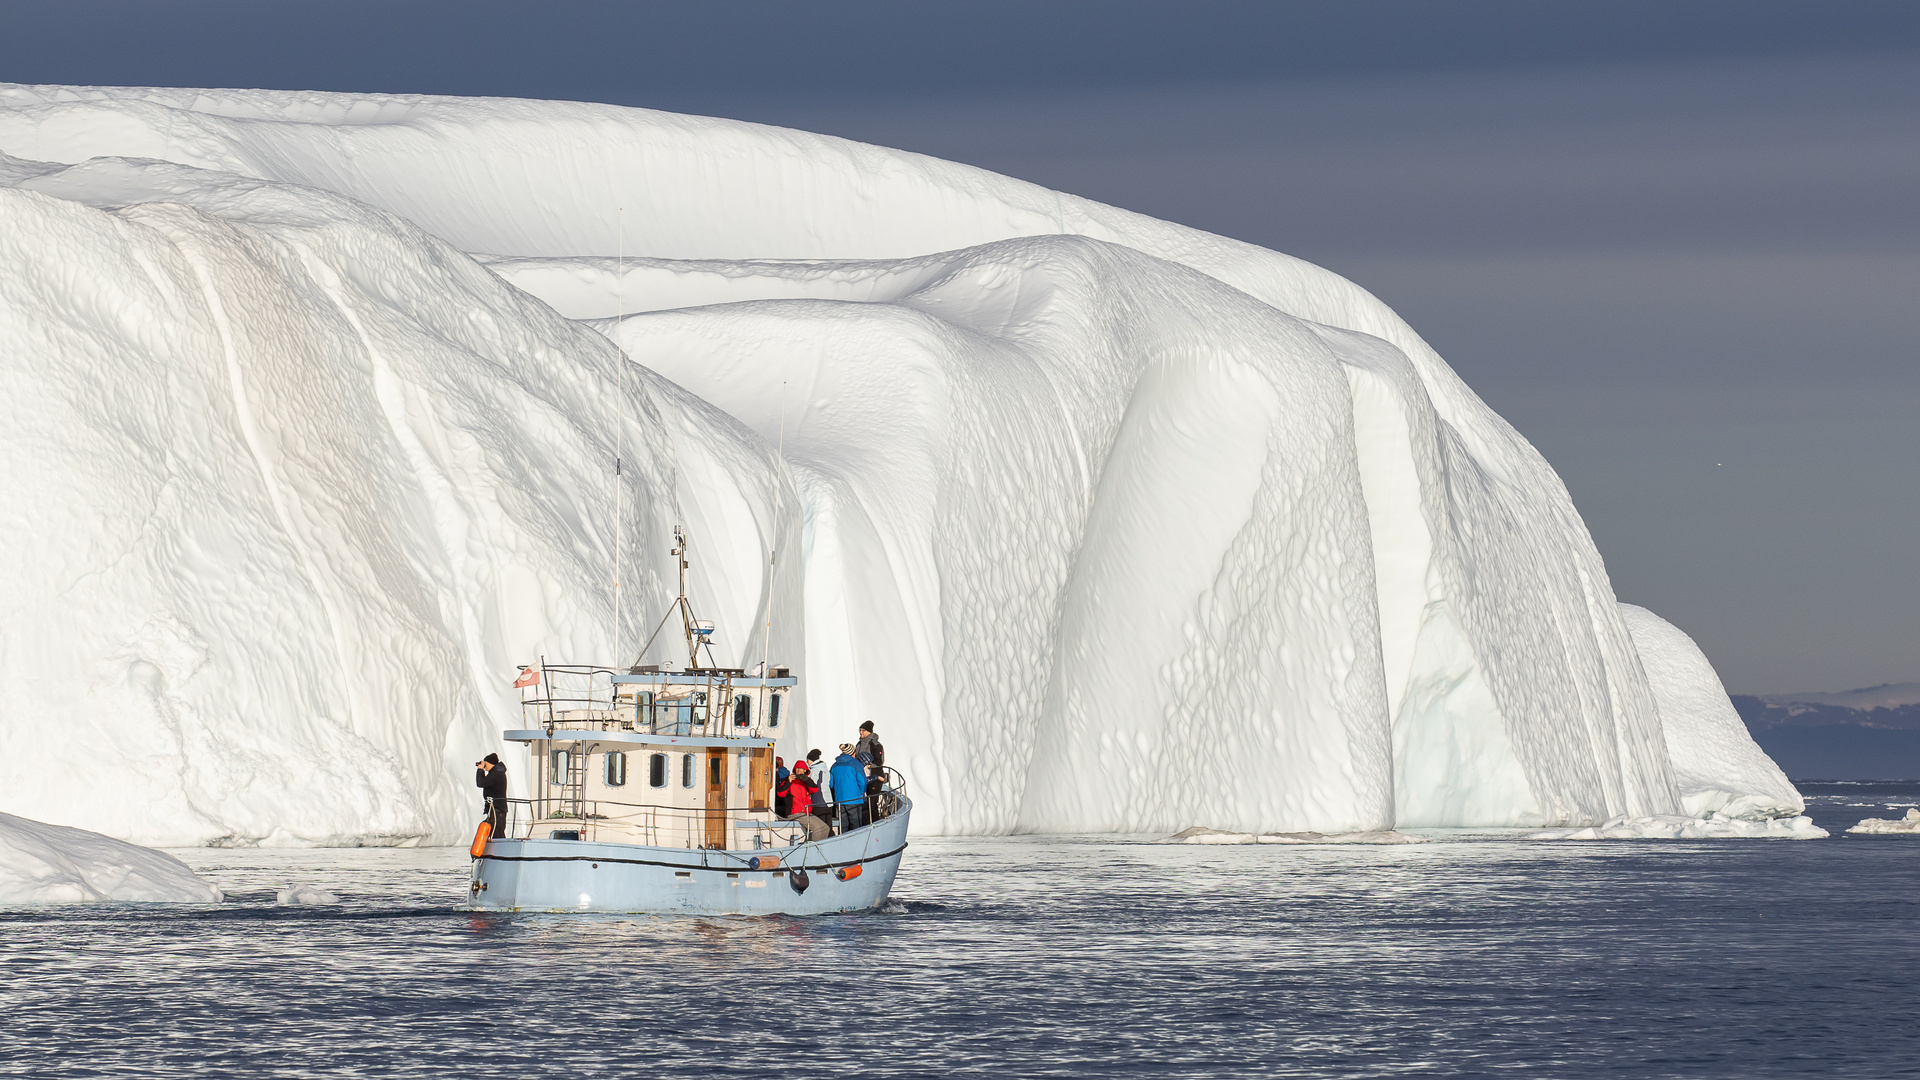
[757,383,788,734]
[613,204,626,669]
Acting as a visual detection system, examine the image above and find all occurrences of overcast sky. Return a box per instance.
[3,0,1914,693]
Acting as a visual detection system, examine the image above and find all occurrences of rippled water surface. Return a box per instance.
[5,784,1920,1078]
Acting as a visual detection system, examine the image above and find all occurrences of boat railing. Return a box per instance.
[493,796,806,850]
[869,765,908,820]
[531,712,749,740]
[490,773,909,850]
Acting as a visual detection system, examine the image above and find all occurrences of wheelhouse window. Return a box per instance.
[605,751,628,787]
[733,695,751,728]
[648,753,667,788]
[681,753,696,788]
[769,693,782,728]
[548,749,570,785]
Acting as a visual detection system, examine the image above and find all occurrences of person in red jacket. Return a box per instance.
[784,760,830,841]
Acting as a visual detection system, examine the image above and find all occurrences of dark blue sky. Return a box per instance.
[3,0,1915,692]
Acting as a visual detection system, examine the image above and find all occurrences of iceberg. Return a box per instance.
[1619,603,1806,820]
[0,85,1801,843]
[0,811,222,904]
[1847,810,1920,835]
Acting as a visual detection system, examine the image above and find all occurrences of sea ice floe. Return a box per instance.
[275,883,342,905]
[1847,809,1920,835]
[1165,827,1429,845]
[1527,814,1827,841]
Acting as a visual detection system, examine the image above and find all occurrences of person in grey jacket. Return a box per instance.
[854,721,884,770]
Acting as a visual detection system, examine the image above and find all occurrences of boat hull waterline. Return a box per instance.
[465,805,910,915]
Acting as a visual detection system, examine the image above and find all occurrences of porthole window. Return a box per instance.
[733,695,751,727]
[605,751,627,787]
[681,753,696,788]
[648,753,667,788]
[769,693,782,728]
[736,751,748,789]
[548,749,570,785]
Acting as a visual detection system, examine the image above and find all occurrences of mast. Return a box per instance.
[673,526,693,666]
[671,526,715,670]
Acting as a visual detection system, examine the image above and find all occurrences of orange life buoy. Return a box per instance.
[470,821,492,858]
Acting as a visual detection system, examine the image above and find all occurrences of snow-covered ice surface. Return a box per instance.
[0,811,222,904]
[0,85,1799,843]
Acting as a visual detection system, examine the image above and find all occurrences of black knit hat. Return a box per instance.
[483,753,501,765]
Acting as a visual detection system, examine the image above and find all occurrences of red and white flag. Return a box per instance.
[513,667,541,689]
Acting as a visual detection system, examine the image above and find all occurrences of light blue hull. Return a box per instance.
[464,805,910,915]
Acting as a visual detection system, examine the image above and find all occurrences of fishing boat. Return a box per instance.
[465,528,910,914]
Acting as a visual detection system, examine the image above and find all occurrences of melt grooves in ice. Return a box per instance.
[0,84,1799,844]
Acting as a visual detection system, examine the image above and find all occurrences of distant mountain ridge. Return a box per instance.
[1733,684,1920,780]
[1776,683,1920,709]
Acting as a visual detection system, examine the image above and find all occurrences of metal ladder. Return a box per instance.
[563,746,590,827]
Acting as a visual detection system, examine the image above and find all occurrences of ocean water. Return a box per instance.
[4,784,1919,1079]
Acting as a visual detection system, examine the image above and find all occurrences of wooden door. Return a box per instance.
[703,748,727,849]
[747,748,773,811]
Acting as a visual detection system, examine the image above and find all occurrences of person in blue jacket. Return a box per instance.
[829,743,868,832]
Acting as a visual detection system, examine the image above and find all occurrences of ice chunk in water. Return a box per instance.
[0,812,223,904]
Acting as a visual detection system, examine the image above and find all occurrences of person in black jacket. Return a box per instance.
[475,753,509,836]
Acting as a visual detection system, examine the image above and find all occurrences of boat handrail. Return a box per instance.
[525,715,755,739]
[873,765,908,802]
[488,776,909,849]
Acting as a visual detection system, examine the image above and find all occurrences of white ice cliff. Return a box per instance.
[0,85,1802,844]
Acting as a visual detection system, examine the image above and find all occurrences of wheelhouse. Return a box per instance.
[504,663,801,851]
